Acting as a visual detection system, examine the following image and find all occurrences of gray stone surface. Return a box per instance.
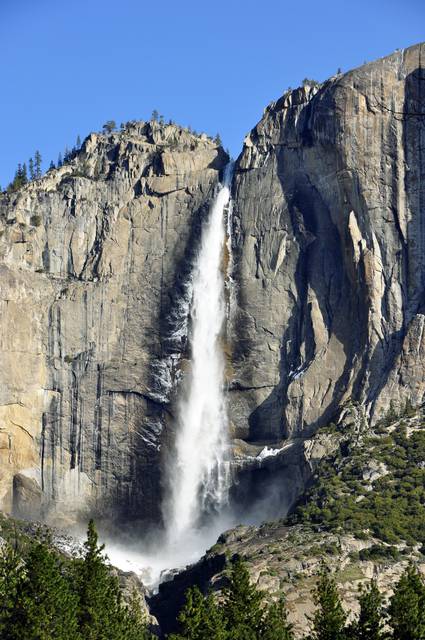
[1,42,425,525]
[230,42,425,443]
[0,121,228,524]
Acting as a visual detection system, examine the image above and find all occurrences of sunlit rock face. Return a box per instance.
[1,41,425,527]
[229,42,425,442]
[0,121,228,524]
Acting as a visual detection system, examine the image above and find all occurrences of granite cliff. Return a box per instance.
[0,121,228,523]
[228,41,425,510]
[0,42,424,527]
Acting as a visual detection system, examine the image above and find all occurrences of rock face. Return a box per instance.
[230,42,425,446]
[1,42,425,525]
[0,121,228,523]
[150,520,425,638]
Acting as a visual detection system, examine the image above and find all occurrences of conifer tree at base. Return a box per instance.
[5,540,80,640]
[74,519,143,640]
[388,564,425,640]
[223,557,264,639]
[170,586,227,640]
[309,566,347,640]
[346,580,385,640]
[0,543,24,637]
[261,596,294,640]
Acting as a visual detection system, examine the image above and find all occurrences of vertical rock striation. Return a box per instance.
[0,122,228,523]
[1,41,425,525]
[230,42,425,445]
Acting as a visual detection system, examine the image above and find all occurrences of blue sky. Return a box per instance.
[0,0,424,187]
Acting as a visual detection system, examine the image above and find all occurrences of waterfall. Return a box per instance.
[165,164,233,542]
[106,167,234,587]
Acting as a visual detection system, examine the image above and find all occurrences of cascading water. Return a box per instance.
[106,165,235,587]
[165,163,233,542]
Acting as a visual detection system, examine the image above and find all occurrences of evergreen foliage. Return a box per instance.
[347,580,385,640]
[291,416,425,546]
[34,150,42,178]
[28,157,35,180]
[102,120,116,133]
[302,78,319,87]
[310,566,346,640]
[172,558,294,640]
[170,586,227,640]
[7,163,28,192]
[388,564,425,640]
[74,519,148,640]
[1,526,425,640]
[0,521,150,640]
[5,539,80,640]
[0,542,23,637]
[261,596,294,640]
[223,557,264,638]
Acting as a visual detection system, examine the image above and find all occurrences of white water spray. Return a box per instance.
[165,165,233,542]
[107,166,235,588]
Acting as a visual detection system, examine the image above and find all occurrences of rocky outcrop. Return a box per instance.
[150,520,425,638]
[0,121,227,523]
[1,42,425,526]
[230,42,425,445]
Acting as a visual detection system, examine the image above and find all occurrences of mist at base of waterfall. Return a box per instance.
[105,511,236,590]
[104,473,291,591]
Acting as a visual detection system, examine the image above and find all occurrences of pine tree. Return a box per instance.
[261,596,294,640]
[347,580,384,640]
[75,519,147,640]
[388,564,425,640]
[151,109,159,121]
[7,163,28,192]
[120,589,151,640]
[0,542,23,637]
[34,150,42,178]
[49,160,55,170]
[214,133,222,146]
[170,586,227,640]
[310,566,347,640]
[58,152,63,167]
[6,539,80,640]
[76,135,81,147]
[28,157,35,180]
[222,557,264,639]
[102,120,116,134]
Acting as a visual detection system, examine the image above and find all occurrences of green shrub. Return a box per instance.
[359,545,400,562]
[30,214,42,227]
